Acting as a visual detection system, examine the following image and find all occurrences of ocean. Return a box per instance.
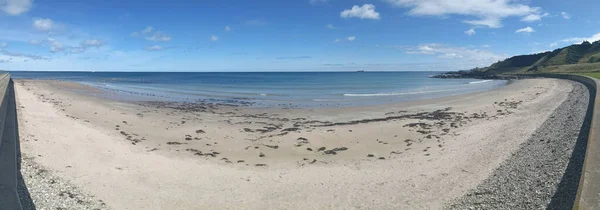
[9,71,506,108]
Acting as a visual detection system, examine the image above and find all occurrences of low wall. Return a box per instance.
[532,74,600,210]
[0,74,22,210]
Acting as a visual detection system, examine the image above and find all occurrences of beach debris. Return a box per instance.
[281,127,300,132]
[259,152,265,157]
[378,157,385,160]
[404,123,432,129]
[294,137,309,147]
[317,147,326,151]
[263,144,279,149]
[367,154,375,157]
[167,142,184,145]
[323,147,348,155]
[255,164,267,167]
[195,129,205,134]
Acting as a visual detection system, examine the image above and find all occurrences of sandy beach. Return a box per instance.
[14,78,583,209]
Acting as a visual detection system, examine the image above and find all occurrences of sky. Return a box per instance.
[0,0,599,72]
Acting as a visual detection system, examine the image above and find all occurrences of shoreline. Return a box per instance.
[15,73,507,109]
[14,78,583,209]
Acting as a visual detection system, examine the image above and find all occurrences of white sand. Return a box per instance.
[15,78,572,209]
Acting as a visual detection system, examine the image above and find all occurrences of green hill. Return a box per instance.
[480,40,600,74]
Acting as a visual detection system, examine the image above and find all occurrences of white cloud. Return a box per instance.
[560,32,600,44]
[1,50,46,60]
[326,24,335,29]
[211,35,219,41]
[384,0,540,28]
[406,43,505,66]
[145,45,164,51]
[145,31,171,42]
[0,0,32,15]
[521,13,549,22]
[49,39,64,53]
[33,18,54,32]
[340,4,381,20]
[0,42,6,48]
[131,26,171,42]
[550,42,557,47]
[516,26,535,33]
[481,44,490,48]
[347,36,356,41]
[82,39,103,47]
[141,26,153,34]
[561,12,570,19]
[464,28,475,36]
[334,38,341,43]
[225,25,232,32]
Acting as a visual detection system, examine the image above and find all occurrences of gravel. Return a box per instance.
[17,154,109,210]
[445,81,591,210]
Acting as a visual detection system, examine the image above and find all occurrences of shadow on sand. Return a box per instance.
[10,80,36,210]
[546,80,596,210]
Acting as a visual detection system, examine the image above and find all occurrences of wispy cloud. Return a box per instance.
[211,35,219,41]
[340,4,381,20]
[1,0,32,15]
[1,50,47,60]
[131,26,172,42]
[225,25,232,32]
[347,36,356,41]
[405,43,505,67]
[464,28,476,36]
[515,26,535,33]
[560,32,600,44]
[326,24,335,29]
[521,13,549,22]
[144,45,165,51]
[33,18,54,32]
[384,0,541,28]
[81,39,103,48]
[146,31,171,42]
[276,56,312,60]
[561,12,570,19]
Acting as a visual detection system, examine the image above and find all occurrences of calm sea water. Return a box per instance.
[9,71,506,107]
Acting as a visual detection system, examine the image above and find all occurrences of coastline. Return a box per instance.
[14,78,583,209]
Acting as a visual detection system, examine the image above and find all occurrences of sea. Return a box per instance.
[9,71,507,108]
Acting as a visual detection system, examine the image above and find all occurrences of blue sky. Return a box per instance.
[0,0,599,71]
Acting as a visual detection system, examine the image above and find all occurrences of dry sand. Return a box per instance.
[14,78,573,209]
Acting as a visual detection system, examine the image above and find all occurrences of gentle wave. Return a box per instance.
[342,87,478,97]
[343,93,402,97]
[313,99,351,102]
[468,80,493,84]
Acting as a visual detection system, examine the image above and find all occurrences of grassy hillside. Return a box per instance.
[480,40,600,74]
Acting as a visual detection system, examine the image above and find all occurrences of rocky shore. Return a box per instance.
[445,82,589,209]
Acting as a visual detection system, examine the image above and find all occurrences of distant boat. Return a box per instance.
[356,70,365,72]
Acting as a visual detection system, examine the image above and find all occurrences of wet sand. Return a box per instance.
[15,78,575,209]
